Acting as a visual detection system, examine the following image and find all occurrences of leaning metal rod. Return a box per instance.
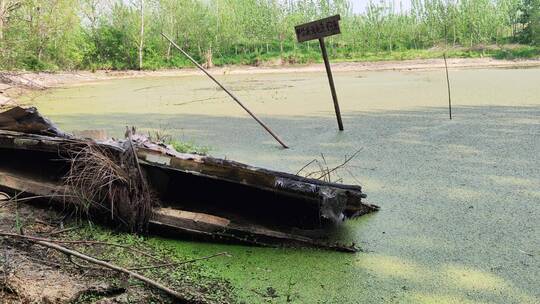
[443,23,452,120]
[443,53,452,120]
[161,33,289,149]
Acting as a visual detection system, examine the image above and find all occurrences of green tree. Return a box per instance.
[520,0,540,44]
[0,0,22,41]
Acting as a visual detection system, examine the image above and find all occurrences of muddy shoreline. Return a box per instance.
[1,57,540,106]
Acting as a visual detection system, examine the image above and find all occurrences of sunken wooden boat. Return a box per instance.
[0,107,378,252]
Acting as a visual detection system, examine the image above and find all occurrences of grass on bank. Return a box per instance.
[130,44,540,71]
[203,45,540,68]
[9,44,540,72]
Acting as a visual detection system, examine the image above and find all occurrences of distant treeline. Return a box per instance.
[0,0,538,71]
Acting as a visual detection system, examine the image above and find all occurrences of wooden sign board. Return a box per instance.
[295,15,341,43]
[294,15,344,131]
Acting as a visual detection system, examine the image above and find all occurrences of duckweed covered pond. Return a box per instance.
[22,67,540,303]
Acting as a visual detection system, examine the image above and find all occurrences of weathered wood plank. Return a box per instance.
[0,169,63,198]
[0,169,357,252]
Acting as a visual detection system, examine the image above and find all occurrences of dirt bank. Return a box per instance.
[0,202,234,303]
[1,57,539,106]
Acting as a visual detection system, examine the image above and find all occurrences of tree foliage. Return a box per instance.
[0,0,537,70]
[518,0,540,44]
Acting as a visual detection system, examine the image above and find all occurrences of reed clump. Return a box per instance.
[63,142,154,233]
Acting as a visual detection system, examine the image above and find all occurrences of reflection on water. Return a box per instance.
[21,68,540,303]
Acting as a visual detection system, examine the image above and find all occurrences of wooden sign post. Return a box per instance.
[295,15,344,131]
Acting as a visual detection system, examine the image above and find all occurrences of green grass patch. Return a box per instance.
[145,129,210,155]
[492,45,540,59]
[9,45,538,72]
[169,140,210,155]
[161,44,540,70]
[251,45,540,65]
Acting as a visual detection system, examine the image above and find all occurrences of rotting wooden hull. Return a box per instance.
[136,146,377,225]
[0,121,378,252]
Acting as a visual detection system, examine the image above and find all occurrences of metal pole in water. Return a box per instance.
[319,37,344,131]
[443,53,452,120]
[161,33,289,149]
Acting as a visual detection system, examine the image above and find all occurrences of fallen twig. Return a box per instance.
[0,192,10,201]
[7,194,78,205]
[316,149,362,181]
[295,159,318,175]
[320,153,331,182]
[0,232,164,263]
[68,255,105,270]
[300,149,363,182]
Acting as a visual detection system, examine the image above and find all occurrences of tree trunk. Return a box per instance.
[204,44,213,69]
[0,0,6,41]
[138,0,144,70]
[453,25,456,46]
[166,42,172,61]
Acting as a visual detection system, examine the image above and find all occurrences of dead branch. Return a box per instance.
[320,153,331,182]
[68,255,104,270]
[0,232,164,263]
[0,192,10,201]
[298,149,362,184]
[316,149,362,181]
[295,159,317,175]
[0,233,190,302]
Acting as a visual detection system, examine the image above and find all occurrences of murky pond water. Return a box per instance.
[23,68,540,303]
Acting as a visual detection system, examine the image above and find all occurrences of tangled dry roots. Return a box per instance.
[63,142,154,233]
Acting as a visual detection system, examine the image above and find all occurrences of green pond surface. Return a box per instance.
[22,68,540,303]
